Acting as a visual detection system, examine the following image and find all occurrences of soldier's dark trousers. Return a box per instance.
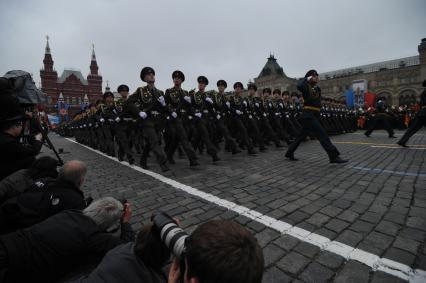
[141,125,167,166]
[365,115,394,137]
[398,115,426,144]
[215,118,238,151]
[286,111,340,159]
[233,117,254,151]
[166,119,197,162]
[194,118,217,157]
[102,125,115,156]
[115,123,133,160]
[261,117,280,145]
[246,117,265,149]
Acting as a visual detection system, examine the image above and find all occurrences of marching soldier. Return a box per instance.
[285,70,348,163]
[244,84,266,151]
[229,82,256,155]
[126,67,170,172]
[190,76,220,162]
[164,70,199,166]
[213,80,240,154]
[364,100,396,138]
[99,92,116,157]
[398,80,426,147]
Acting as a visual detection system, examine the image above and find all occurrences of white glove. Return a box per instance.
[226,101,231,108]
[263,113,267,117]
[188,115,193,120]
[157,96,166,106]
[195,112,202,118]
[115,117,121,123]
[279,103,284,108]
[243,101,247,106]
[205,97,213,104]
[139,111,147,119]
[275,112,280,116]
[35,133,43,141]
[216,114,221,120]
[171,112,177,118]
[236,110,242,115]
[100,118,105,123]
[255,102,259,107]
[184,96,191,103]
[268,103,272,107]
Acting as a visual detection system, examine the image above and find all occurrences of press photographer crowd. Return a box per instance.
[0,68,425,282]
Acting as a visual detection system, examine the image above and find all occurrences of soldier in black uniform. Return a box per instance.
[213,80,240,154]
[285,70,347,163]
[364,100,396,138]
[398,80,426,147]
[190,76,220,162]
[229,82,256,155]
[164,70,199,166]
[105,85,135,164]
[244,84,266,151]
[126,67,169,172]
[99,92,116,157]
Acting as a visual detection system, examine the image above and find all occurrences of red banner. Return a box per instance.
[364,92,376,108]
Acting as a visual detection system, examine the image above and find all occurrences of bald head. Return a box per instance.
[58,160,87,188]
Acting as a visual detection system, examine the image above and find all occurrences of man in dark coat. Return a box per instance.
[0,95,43,180]
[0,197,135,283]
[0,160,87,234]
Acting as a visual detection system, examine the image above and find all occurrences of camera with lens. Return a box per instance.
[151,211,189,282]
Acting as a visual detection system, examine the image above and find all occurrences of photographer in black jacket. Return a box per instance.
[0,95,43,180]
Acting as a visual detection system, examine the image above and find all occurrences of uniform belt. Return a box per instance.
[151,111,160,115]
[123,118,133,121]
[107,119,115,122]
[180,109,187,113]
[203,110,209,114]
[304,106,321,111]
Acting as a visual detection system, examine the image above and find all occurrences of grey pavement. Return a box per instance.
[43,129,426,282]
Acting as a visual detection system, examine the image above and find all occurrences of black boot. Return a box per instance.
[232,148,242,154]
[160,163,170,172]
[140,158,149,169]
[329,156,348,163]
[397,140,408,147]
[190,160,200,167]
[128,155,135,165]
[248,148,257,155]
[285,152,298,161]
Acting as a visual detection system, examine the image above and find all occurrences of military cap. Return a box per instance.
[117,84,129,92]
[282,90,290,96]
[305,69,319,78]
[172,70,185,82]
[217,79,227,88]
[140,67,155,82]
[262,88,272,94]
[103,91,114,99]
[0,95,24,124]
[247,83,257,91]
[273,88,281,95]
[197,76,209,85]
[233,82,243,89]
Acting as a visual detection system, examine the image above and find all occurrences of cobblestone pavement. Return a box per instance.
[44,129,426,282]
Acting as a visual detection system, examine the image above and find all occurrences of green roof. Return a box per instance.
[258,55,285,78]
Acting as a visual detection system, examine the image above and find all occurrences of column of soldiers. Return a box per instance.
[60,67,357,171]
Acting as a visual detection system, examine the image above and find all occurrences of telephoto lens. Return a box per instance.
[151,211,189,259]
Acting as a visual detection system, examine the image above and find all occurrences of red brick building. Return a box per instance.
[40,37,103,116]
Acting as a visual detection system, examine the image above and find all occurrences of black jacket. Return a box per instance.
[73,242,166,283]
[0,178,87,234]
[0,210,135,282]
[0,169,33,204]
[0,132,42,180]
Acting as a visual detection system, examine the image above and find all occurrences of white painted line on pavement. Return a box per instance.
[371,145,426,150]
[65,137,426,282]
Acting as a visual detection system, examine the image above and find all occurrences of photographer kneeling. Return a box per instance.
[0,95,43,180]
[75,212,264,283]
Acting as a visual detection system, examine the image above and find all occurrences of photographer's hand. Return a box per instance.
[121,202,132,223]
[35,133,43,141]
[168,257,181,283]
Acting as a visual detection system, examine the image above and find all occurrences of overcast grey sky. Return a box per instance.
[1,0,425,92]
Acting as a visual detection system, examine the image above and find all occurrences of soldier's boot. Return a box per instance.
[140,157,149,170]
[160,162,170,172]
[190,159,200,167]
[127,154,135,165]
[248,147,257,156]
[118,149,124,161]
[167,155,176,164]
[212,154,220,162]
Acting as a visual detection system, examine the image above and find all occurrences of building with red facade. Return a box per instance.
[40,37,103,116]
